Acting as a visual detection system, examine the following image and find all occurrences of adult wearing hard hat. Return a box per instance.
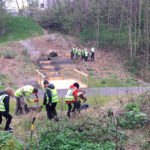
[0,87,14,131]
[43,80,59,121]
[15,85,38,115]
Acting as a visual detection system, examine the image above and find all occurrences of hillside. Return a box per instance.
[0,16,43,44]
[0,32,141,88]
[0,22,150,150]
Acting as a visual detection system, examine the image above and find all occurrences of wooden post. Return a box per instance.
[80,74,82,82]
[87,75,89,87]
[62,70,64,79]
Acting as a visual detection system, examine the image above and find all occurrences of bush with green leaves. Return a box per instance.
[30,117,126,150]
[118,104,147,129]
[4,50,17,59]
[0,132,23,150]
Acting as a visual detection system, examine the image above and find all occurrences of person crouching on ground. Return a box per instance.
[14,85,39,115]
[0,87,14,131]
[65,82,81,118]
[43,80,59,121]
[76,89,87,112]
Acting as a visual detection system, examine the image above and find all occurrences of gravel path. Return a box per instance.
[38,86,150,98]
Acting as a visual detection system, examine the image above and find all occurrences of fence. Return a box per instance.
[61,69,89,87]
[36,70,46,87]
[36,69,89,88]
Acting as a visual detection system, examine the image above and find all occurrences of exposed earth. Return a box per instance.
[0,32,146,87]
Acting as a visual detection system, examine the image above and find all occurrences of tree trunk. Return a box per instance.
[145,0,149,66]
[128,0,133,60]
[138,0,142,44]
[96,0,100,48]
[16,0,21,15]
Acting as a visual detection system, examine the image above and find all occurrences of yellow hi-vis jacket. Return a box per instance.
[15,85,34,102]
[91,48,95,53]
[46,88,58,104]
[0,94,8,111]
[65,86,77,102]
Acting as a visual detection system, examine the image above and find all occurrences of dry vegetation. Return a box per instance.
[0,32,137,88]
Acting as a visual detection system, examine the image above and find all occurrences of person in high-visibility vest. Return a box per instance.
[43,80,59,121]
[70,46,75,60]
[0,87,14,131]
[84,49,89,61]
[91,47,95,61]
[81,49,85,61]
[65,82,83,118]
[14,85,39,115]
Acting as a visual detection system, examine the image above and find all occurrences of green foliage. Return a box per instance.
[79,24,128,48]
[87,68,94,72]
[4,50,16,59]
[0,74,6,80]
[118,104,147,129]
[0,16,43,43]
[125,104,140,111]
[80,27,96,43]
[127,59,145,75]
[0,11,6,36]
[142,141,150,150]
[0,132,23,150]
[88,77,138,88]
[31,117,125,150]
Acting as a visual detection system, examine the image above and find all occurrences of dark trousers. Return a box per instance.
[84,56,88,61]
[81,55,84,61]
[91,52,95,61]
[71,52,74,59]
[67,101,78,117]
[15,97,28,115]
[46,103,57,120]
[0,111,12,130]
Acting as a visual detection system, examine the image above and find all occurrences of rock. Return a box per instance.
[49,51,58,57]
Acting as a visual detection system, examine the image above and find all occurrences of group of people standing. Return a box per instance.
[0,81,87,131]
[71,46,95,61]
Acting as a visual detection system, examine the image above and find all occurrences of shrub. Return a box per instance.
[0,132,23,150]
[4,50,17,59]
[22,48,29,56]
[0,74,6,80]
[118,104,147,129]
[79,27,96,43]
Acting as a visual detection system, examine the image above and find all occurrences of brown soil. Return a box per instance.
[0,32,134,87]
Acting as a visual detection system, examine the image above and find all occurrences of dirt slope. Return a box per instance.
[0,33,134,87]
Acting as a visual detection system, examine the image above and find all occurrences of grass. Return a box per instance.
[0,16,43,44]
[87,77,139,88]
[9,95,118,114]
[0,74,11,86]
[0,94,125,150]
[4,49,17,59]
[2,92,150,149]
[0,86,18,91]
